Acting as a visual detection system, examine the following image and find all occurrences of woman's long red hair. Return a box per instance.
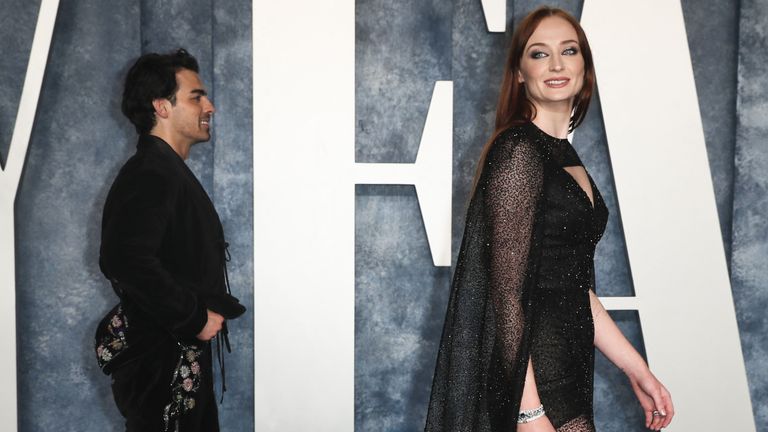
[473,7,596,190]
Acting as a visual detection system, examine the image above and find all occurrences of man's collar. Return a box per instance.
[137,134,185,162]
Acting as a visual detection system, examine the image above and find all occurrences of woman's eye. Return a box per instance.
[563,47,579,55]
[530,51,547,59]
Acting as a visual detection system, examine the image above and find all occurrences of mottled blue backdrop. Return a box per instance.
[354,0,765,432]
[3,1,253,431]
[1,0,765,431]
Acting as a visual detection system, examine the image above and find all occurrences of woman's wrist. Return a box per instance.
[622,359,651,381]
[519,396,543,411]
[518,404,546,424]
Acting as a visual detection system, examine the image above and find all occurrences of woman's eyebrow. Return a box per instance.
[526,39,579,51]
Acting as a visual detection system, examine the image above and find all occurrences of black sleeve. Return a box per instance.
[424,131,545,432]
[100,169,207,338]
[484,133,543,371]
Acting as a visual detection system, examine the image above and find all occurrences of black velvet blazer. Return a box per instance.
[100,135,244,347]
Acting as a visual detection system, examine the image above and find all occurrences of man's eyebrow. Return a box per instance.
[190,89,207,96]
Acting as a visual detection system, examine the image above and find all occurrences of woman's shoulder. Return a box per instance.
[486,123,539,163]
[495,123,535,144]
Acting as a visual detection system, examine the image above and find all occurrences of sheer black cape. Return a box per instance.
[425,123,587,431]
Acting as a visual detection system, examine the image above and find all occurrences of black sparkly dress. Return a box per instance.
[425,122,609,432]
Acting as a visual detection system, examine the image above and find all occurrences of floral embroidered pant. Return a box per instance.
[111,341,218,432]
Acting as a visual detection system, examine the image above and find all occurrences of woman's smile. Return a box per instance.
[544,77,570,88]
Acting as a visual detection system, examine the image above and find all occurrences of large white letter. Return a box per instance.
[253,1,355,430]
[0,1,60,430]
[354,81,453,267]
[581,1,755,430]
[253,2,453,429]
[480,0,506,32]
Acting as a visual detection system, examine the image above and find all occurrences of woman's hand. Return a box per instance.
[628,369,674,430]
[589,290,674,430]
[517,415,557,432]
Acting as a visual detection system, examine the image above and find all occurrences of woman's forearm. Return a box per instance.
[589,290,648,379]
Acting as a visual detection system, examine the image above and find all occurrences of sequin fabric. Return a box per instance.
[425,122,608,432]
[163,343,204,432]
[95,303,130,374]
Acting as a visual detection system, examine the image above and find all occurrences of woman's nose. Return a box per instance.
[550,56,564,72]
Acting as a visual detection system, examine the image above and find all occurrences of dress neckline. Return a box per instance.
[524,120,570,143]
[523,121,582,168]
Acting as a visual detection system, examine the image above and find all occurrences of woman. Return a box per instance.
[425,7,674,432]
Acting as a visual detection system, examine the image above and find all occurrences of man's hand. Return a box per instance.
[196,309,224,341]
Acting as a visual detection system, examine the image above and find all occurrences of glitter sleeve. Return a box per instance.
[425,127,545,432]
[484,130,542,375]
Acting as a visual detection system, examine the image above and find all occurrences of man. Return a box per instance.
[99,48,245,432]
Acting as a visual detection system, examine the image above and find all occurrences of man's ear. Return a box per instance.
[152,98,171,120]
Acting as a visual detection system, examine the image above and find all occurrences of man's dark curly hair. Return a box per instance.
[121,48,200,135]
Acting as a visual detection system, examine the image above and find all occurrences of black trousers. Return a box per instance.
[111,341,219,432]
